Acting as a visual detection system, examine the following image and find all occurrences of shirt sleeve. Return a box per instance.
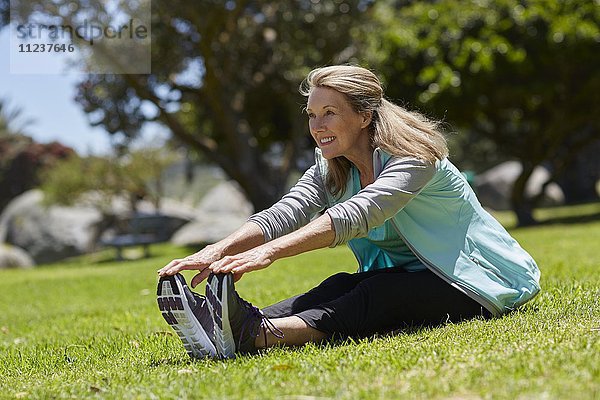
[325,157,436,247]
[248,164,328,242]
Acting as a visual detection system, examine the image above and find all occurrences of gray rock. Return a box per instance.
[171,214,250,246]
[196,180,253,216]
[0,243,34,269]
[171,181,253,246]
[474,161,565,210]
[0,189,201,263]
[135,198,198,221]
[0,190,102,264]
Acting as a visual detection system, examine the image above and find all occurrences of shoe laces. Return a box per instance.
[238,296,284,350]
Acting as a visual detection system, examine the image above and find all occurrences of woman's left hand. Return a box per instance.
[210,245,274,276]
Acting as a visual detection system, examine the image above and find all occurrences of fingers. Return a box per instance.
[191,268,212,288]
[157,258,183,276]
[157,258,209,277]
[189,268,242,288]
[211,254,270,276]
[158,249,269,284]
[210,255,244,274]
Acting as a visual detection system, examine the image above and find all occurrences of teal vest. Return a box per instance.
[316,148,541,316]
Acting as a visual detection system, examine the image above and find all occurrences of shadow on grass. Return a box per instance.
[535,210,600,226]
[511,203,600,230]
[148,313,498,365]
[56,254,162,268]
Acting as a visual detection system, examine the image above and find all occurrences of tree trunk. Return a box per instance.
[118,70,293,213]
[222,163,283,213]
[510,162,537,226]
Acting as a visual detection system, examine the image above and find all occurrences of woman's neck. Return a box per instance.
[346,149,374,188]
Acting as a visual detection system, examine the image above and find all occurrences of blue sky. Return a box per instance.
[0,28,165,154]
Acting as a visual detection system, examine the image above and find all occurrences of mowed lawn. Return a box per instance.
[1,203,598,399]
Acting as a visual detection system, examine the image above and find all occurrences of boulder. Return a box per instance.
[474,161,565,210]
[195,180,253,216]
[0,190,200,263]
[0,190,102,264]
[135,198,198,221]
[171,181,253,246]
[0,243,34,269]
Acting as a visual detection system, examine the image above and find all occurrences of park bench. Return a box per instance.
[101,213,174,260]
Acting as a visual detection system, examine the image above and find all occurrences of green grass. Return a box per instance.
[1,203,599,399]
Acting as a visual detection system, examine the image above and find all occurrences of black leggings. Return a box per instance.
[262,268,491,338]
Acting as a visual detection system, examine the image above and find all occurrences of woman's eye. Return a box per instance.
[308,113,315,118]
[325,110,335,115]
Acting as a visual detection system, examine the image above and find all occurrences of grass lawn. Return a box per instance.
[1,203,598,399]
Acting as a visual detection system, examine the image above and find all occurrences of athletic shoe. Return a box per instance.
[157,273,217,359]
[205,273,283,358]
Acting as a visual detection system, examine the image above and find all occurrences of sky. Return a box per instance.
[0,27,164,155]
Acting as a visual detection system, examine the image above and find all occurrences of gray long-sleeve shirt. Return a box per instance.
[249,156,435,247]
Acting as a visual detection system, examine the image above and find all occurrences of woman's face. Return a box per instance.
[306,86,371,161]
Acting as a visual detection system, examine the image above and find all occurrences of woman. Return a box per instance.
[157,65,541,359]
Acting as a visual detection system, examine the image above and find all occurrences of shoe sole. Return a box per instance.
[206,274,236,358]
[157,274,217,359]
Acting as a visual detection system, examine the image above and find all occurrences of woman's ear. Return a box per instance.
[360,111,373,129]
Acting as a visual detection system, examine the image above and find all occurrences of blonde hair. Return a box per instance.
[299,65,448,196]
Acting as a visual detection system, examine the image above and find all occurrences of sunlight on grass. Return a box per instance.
[0,204,598,399]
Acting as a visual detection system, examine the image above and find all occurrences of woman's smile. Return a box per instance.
[319,136,336,145]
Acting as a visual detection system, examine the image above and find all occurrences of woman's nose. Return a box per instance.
[310,117,326,133]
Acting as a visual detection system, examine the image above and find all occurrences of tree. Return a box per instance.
[6,0,374,211]
[370,0,600,225]
[0,0,7,27]
[41,147,177,213]
[0,99,32,136]
[0,100,73,211]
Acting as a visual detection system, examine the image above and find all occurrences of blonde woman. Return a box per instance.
[157,65,540,359]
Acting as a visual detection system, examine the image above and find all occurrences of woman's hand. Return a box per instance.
[157,244,223,288]
[210,245,275,277]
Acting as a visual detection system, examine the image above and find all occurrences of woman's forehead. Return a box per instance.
[307,86,347,109]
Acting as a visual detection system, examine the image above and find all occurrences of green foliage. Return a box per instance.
[368,0,600,224]
[0,99,73,211]
[0,204,598,399]
[40,154,117,211]
[40,147,177,213]
[372,0,600,164]
[0,99,32,137]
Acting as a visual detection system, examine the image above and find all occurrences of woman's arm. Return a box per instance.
[249,164,328,241]
[159,163,328,286]
[210,214,335,276]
